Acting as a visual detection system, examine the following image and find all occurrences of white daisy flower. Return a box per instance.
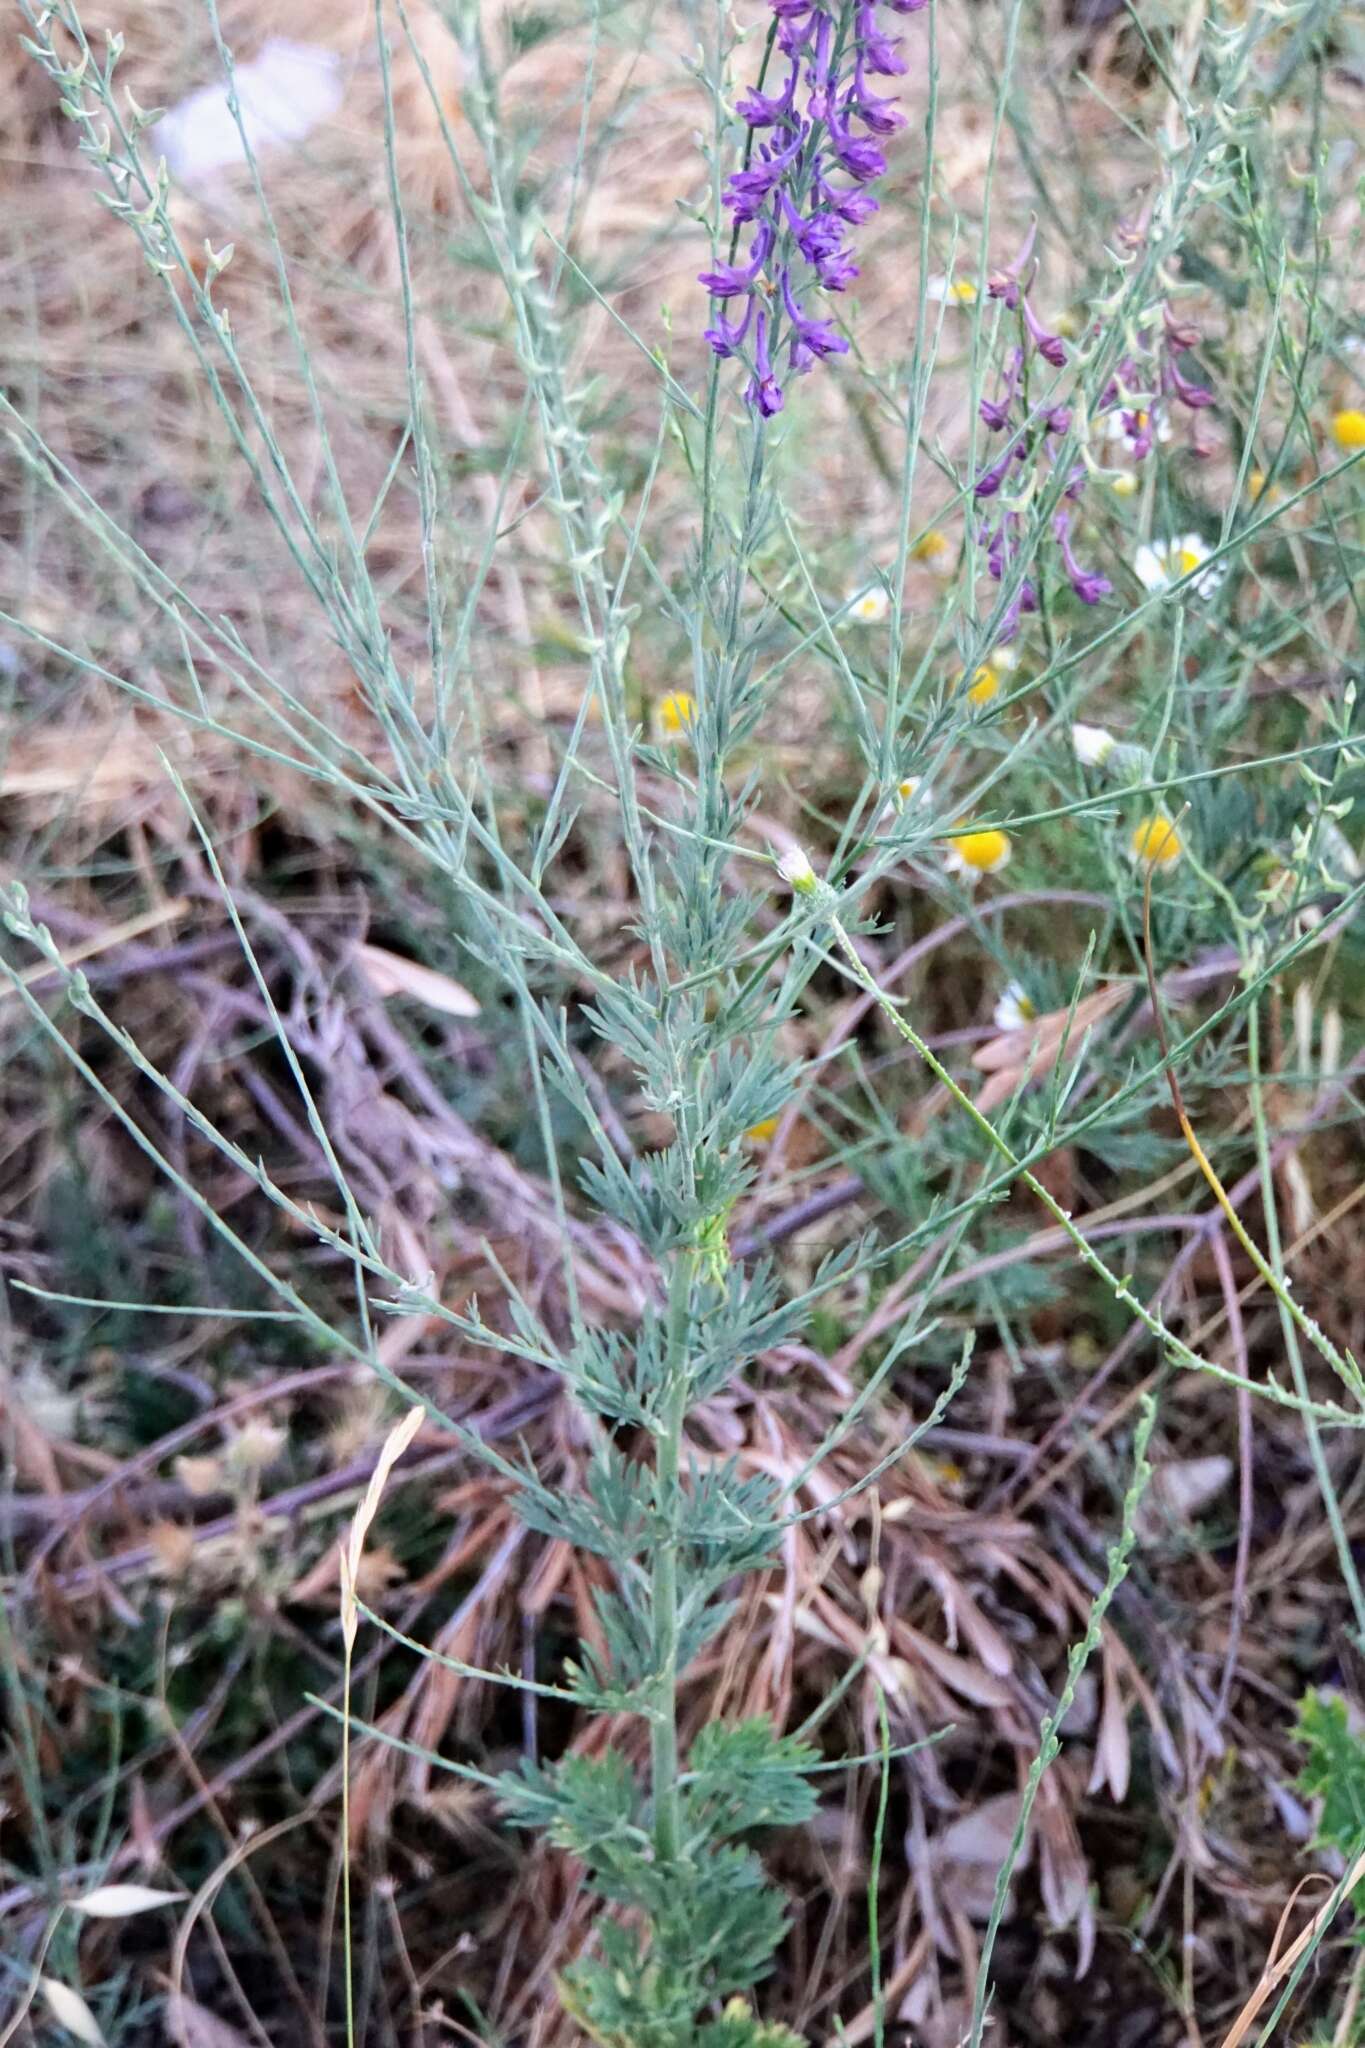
[1071,722,1116,767]
[847,584,891,626]
[993,981,1037,1033]
[1132,534,1227,599]
[776,844,818,895]
[925,274,979,307]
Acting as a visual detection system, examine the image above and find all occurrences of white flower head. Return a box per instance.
[1133,534,1227,599]
[925,274,978,307]
[847,583,891,626]
[776,844,818,895]
[993,981,1037,1033]
[1072,722,1116,767]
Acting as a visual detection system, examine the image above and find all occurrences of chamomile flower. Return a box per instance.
[1332,409,1365,452]
[926,274,978,307]
[1072,722,1116,767]
[1132,534,1226,599]
[961,644,1016,709]
[847,583,891,626]
[1129,812,1183,868]
[1109,471,1140,499]
[993,981,1037,1032]
[878,775,923,828]
[777,844,819,894]
[1246,469,1283,504]
[944,824,1012,881]
[658,689,695,738]
[911,528,954,574]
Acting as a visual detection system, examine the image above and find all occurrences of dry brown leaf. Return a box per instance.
[355,941,480,1017]
[1137,1454,1233,1540]
[1087,1648,1132,1803]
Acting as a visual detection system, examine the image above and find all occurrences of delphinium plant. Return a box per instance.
[7,0,1365,2039]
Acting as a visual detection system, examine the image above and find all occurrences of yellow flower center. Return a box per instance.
[896,776,920,805]
[1175,547,1204,577]
[949,825,1011,872]
[912,528,951,564]
[744,1115,780,1146]
[1130,814,1183,867]
[965,662,1001,708]
[950,279,977,304]
[658,690,695,738]
[1110,472,1139,498]
[1332,408,1365,452]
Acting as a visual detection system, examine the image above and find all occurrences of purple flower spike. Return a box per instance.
[705,0,924,414]
[1022,298,1067,368]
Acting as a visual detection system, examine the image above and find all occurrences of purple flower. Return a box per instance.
[1166,359,1214,410]
[816,248,861,291]
[823,182,880,224]
[857,4,908,73]
[848,64,907,133]
[988,220,1036,309]
[1022,297,1066,368]
[782,270,850,370]
[699,224,774,298]
[735,64,800,127]
[1054,513,1111,605]
[744,310,785,416]
[704,295,756,359]
[723,131,804,220]
[828,124,888,181]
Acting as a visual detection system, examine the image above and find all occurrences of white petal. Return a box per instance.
[1132,543,1167,591]
[42,1979,107,2046]
[70,1883,186,1919]
[1071,722,1115,767]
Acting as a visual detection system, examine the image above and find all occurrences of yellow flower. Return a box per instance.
[658,689,695,738]
[1246,468,1281,503]
[1129,813,1183,868]
[965,664,999,707]
[961,644,1016,709]
[744,1115,780,1145]
[944,824,1011,879]
[911,528,953,570]
[1109,471,1139,499]
[1331,409,1365,452]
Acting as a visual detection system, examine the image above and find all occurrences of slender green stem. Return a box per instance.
[650,1248,699,1864]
